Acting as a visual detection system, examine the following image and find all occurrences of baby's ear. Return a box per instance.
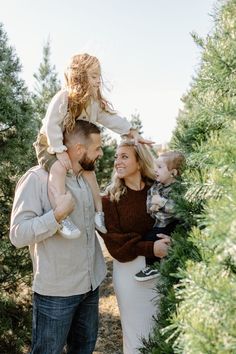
[171,169,178,177]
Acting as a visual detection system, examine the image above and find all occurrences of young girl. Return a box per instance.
[34,53,153,239]
[134,150,186,281]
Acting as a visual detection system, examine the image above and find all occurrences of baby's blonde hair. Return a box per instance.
[64,53,112,132]
[159,150,185,176]
[106,140,156,202]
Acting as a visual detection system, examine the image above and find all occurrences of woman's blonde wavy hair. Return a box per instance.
[63,53,113,132]
[105,139,156,202]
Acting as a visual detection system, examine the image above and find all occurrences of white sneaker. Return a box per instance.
[59,217,81,239]
[95,212,107,234]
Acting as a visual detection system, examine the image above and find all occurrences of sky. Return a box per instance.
[1,0,217,144]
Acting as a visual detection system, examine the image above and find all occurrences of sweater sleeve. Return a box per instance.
[9,170,60,248]
[100,196,155,262]
[41,90,68,154]
[97,108,131,136]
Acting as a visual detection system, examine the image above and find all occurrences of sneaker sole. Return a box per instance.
[95,226,107,234]
[134,274,159,282]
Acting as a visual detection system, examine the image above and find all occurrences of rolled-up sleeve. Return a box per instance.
[10,171,60,248]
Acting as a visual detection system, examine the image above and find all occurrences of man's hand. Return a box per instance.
[56,151,72,170]
[153,234,171,258]
[53,191,75,222]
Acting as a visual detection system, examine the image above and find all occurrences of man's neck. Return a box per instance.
[71,161,83,175]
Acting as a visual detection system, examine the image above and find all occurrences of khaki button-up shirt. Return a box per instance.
[10,166,107,296]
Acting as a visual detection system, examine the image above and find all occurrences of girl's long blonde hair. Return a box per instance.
[64,53,113,132]
[106,140,156,202]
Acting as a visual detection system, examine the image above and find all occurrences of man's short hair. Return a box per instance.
[64,120,101,147]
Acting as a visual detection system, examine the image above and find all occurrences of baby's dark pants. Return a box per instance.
[144,221,178,266]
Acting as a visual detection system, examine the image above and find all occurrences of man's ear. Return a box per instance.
[75,143,85,154]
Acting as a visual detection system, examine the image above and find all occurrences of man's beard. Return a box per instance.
[79,153,97,171]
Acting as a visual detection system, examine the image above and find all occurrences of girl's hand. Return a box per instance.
[128,129,155,146]
[153,234,171,258]
[56,151,72,170]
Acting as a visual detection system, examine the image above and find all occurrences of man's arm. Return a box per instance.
[9,170,60,248]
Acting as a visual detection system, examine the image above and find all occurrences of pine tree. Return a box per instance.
[0,23,37,217]
[130,111,144,134]
[142,1,236,353]
[170,123,236,354]
[96,133,117,189]
[0,23,37,353]
[0,21,37,260]
[32,38,60,127]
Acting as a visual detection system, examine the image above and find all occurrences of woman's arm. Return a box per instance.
[101,196,155,262]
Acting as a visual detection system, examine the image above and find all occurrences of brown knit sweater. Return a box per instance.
[101,185,155,263]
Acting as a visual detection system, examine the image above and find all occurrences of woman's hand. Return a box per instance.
[128,129,155,146]
[153,234,171,258]
[56,151,72,170]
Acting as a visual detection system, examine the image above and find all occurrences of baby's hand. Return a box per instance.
[150,204,160,212]
[151,194,163,206]
[56,151,72,170]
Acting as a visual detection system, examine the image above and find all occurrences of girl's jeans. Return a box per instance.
[30,287,99,354]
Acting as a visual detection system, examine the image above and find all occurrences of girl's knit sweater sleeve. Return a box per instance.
[97,105,131,136]
[40,90,68,154]
[101,191,155,263]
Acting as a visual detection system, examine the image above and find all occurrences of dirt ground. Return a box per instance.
[94,244,123,354]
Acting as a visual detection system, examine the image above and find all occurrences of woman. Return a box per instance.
[101,140,171,354]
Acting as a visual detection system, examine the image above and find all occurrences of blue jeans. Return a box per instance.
[30,287,99,354]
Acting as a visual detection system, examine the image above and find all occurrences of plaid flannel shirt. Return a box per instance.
[147,181,177,228]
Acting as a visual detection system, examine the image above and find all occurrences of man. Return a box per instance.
[10,120,107,354]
